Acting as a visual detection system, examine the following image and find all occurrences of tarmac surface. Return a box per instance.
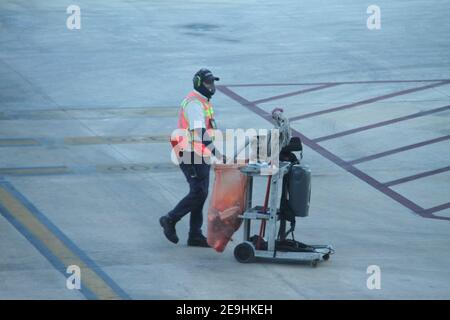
[0,0,449,299]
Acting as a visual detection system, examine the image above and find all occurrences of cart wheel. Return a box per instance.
[323,254,330,261]
[311,259,319,268]
[234,242,255,263]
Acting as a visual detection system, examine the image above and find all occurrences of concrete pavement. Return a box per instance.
[0,0,449,299]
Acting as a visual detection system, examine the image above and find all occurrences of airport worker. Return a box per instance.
[160,68,226,247]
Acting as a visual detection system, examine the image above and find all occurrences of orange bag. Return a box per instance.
[207,164,248,252]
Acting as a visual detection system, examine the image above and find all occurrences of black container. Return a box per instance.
[288,164,311,217]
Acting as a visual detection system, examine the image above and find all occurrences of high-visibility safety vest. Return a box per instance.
[170,91,216,157]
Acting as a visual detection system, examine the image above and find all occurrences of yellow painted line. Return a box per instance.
[30,110,67,119]
[66,107,179,118]
[0,139,40,146]
[64,136,106,145]
[96,162,177,173]
[64,134,169,145]
[0,167,70,175]
[0,107,179,120]
[0,186,121,300]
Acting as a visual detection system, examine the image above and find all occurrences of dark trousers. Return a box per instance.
[168,161,210,237]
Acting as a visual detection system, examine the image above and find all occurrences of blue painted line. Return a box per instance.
[0,199,97,299]
[0,181,131,300]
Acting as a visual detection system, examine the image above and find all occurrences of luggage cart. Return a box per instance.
[234,161,334,267]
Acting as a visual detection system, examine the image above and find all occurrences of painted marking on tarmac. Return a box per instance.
[424,203,450,215]
[289,80,450,122]
[0,107,179,120]
[313,104,450,143]
[251,83,339,105]
[96,162,177,173]
[0,181,130,300]
[0,138,41,146]
[64,134,169,145]
[218,83,450,221]
[0,163,178,177]
[0,166,71,176]
[225,79,450,87]
[349,135,450,165]
[384,165,450,187]
[0,135,169,147]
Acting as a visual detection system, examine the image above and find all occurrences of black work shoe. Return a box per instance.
[187,234,210,247]
[159,215,179,244]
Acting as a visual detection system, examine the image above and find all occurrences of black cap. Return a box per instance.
[196,68,220,82]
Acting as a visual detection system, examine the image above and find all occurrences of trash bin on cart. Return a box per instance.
[207,164,248,252]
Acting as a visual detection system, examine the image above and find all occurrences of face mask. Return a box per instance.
[203,81,216,95]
